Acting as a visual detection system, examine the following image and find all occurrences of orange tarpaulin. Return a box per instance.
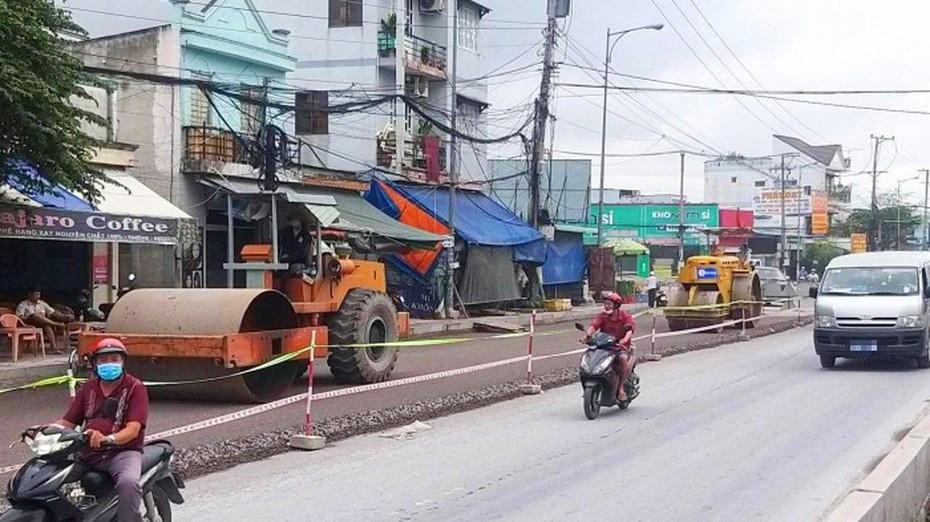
[380,183,449,274]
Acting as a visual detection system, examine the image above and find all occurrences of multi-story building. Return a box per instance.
[704,134,852,231]
[261,0,491,182]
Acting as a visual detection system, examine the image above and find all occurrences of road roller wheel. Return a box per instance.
[327,289,399,384]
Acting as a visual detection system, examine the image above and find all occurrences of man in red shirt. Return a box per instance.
[51,338,149,522]
[584,292,636,402]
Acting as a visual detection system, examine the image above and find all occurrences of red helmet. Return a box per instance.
[604,292,623,307]
[89,338,128,359]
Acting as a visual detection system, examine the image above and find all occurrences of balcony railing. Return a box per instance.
[377,135,447,179]
[828,184,852,204]
[377,31,448,78]
[183,126,254,165]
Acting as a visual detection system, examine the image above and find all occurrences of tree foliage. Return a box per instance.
[801,241,844,272]
[830,192,920,250]
[0,0,105,202]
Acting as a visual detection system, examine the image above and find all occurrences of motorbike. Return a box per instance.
[655,288,668,308]
[575,323,640,420]
[1,418,184,521]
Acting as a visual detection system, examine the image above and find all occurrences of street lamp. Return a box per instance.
[595,23,664,247]
[897,176,919,250]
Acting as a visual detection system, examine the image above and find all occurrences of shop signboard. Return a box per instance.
[0,205,178,244]
[753,187,813,216]
[93,254,109,284]
[588,204,718,246]
[851,233,868,253]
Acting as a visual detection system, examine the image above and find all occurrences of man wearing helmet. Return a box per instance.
[49,338,149,522]
[584,292,636,402]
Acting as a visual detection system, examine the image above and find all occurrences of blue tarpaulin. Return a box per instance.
[389,183,547,264]
[4,161,95,211]
[543,231,586,285]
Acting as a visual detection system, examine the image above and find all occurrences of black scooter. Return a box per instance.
[655,288,668,308]
[1,418,184,521]
[576,323,640,420]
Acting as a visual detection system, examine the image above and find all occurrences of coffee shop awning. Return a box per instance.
[197,174,446,251]
[0,164,191,244]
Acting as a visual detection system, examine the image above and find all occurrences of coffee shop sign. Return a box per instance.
[0,206,177,244]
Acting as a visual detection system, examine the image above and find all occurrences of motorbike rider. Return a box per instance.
[583,292,636,402]
[48,338,149,522]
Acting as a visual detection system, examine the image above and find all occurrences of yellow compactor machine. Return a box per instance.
[664,255,763,332]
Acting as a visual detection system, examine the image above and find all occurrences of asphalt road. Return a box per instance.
[176,326,930,522]
[0,307,803,471]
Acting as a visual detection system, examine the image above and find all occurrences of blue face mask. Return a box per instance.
[96,363,123,381]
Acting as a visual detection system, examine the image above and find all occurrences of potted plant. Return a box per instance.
[378,13,397,57]
[420,46,432,66]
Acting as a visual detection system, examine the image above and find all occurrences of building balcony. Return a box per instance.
[376,135,447,181]
[182,125,257,174]
[377,32,448,81]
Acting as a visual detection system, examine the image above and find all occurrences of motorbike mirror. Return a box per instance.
[574,322,586,331]
[101,397,119,420]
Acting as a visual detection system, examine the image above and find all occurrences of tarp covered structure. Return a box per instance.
[365,179,546,305]
[543,231,586,286]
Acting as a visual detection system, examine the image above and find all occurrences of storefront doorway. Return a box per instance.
[0,238,91,308]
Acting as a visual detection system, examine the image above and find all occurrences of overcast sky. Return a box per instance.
[482,0,930,207]
[62,0,930,207]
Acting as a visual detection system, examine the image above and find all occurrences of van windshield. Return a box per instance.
[820,267,919,296]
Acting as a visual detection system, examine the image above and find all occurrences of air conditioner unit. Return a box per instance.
[406,76,429,98]
[419,0,444,14]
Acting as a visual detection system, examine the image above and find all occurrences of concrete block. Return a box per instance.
[822,490,883,522]
[288,434,326,451]
[640,353,662,362]
[905,413,930,440]
[857,435,930,522]
[518,384,542,395]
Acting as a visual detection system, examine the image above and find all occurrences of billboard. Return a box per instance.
[753,187,813,216]
[588,204,719,246]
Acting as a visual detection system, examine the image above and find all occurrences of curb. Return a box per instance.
[824,411,930,522]
[0,360,68,390]
[409,305,647,338]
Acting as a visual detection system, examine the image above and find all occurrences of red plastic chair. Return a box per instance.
[0,314,45,362]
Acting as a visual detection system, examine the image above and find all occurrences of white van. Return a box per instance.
[810,251,930,368]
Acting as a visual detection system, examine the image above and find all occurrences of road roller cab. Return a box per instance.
[664,255,763,332]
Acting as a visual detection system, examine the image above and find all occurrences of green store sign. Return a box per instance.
[585,204,719,246]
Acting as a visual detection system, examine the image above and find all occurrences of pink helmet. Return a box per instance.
[604,292,623,307]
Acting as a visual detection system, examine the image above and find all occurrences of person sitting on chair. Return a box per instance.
[16,286,73,353]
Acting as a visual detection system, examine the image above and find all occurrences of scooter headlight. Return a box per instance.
[579,355,591,373]
[593,356,613,374]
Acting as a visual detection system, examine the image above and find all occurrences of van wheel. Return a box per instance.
[917,353,930,369]
[819,355,836,369]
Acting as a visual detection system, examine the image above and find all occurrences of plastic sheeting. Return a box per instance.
[3,161,95,211]
[460,246,521,305]
[386,182,547,264]
[543,231,586,286]
[366,181,450,275]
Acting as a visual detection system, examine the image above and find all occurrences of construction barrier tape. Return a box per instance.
[0,301,799,395]
[0,305,812,477]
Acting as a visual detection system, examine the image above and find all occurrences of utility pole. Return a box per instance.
[678,151,685,270]
[530,0,559,229]
[780,155,787,271]
[526,0,559,304]
[922,169,930,250]
[870,134,894,251]
[444,1,459,318]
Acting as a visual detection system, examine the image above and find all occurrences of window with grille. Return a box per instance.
[241,87,262,136]
[189,74,212,126]
[329,0,362,28]
[458,6,479,53]
[457,98,481,137]
[296,91,329,135]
